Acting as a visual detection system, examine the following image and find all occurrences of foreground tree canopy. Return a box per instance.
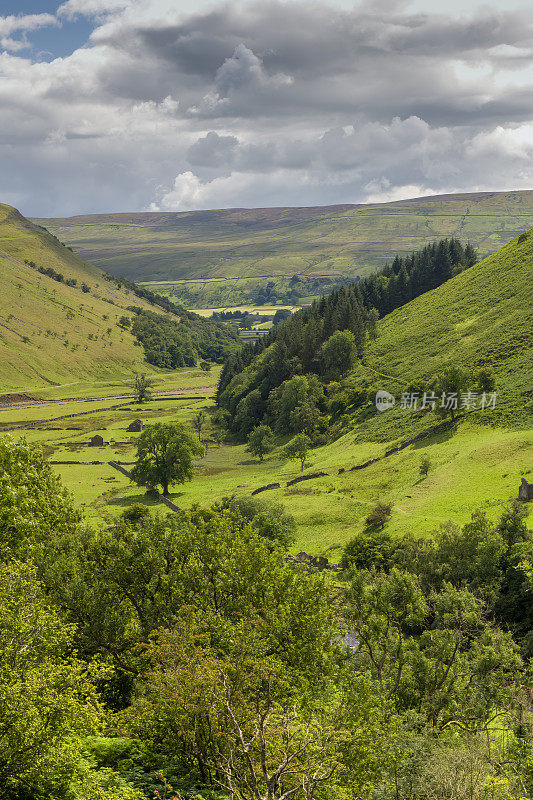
[0,438,532,800]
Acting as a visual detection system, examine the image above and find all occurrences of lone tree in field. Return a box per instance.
[130,423,204,496]
[365,502,392,531]
[247,424,275,462]
[192,409,207,443]
[284,433,311,472]
[131,373,154,403]
[419,454,432,477]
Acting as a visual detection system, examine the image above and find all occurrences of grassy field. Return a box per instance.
[0,203,184,391]
[35,190,533,286]
[5,367,221,402]
[192,305,298,317]
[6,387,529,558]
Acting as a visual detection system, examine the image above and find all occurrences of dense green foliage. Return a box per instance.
[130,309,240,369]
[217,239,473,438]
[0,426,532,800]
[130,423,204,495]
[342,502,533,652]
[0,561,103,800]
[0,436,80,562]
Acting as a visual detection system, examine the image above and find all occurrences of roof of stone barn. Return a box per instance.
[127,419,144,431]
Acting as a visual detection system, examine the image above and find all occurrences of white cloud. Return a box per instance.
[57,0,130,20]
[0,13,58,51]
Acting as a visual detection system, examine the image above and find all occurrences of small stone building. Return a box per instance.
[127,419,144,432]
[89,434,104,446]
[519,478,533,501]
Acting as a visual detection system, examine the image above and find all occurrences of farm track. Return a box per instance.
[0,387,212,411]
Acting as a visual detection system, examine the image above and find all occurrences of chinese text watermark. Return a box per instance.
[375,389,498,412]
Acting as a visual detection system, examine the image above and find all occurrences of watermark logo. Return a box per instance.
[375,389,498,412]
[375,389,396,412]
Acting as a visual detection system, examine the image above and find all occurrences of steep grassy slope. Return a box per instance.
[35,190,533,283]
[0,203,175,391]
[359,229,533,429]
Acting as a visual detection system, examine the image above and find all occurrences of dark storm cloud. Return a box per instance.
[3,0,533,214]
[84,1,533,128]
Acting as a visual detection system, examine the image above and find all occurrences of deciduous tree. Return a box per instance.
[321,330,358,379]
[130,423,204,495]
[131,372,154,403]
[247,425,275,461]
[283,433,311,472]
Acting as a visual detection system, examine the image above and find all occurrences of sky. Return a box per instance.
[2,0,533,215]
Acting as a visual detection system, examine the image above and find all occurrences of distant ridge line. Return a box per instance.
[34,189,533,223]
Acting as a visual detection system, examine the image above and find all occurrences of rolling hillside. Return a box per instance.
[35,190,533,284]
[362,229,533,415]
[218,229,532,436]
[0,203,177,391]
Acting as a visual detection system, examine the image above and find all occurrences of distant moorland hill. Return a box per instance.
[35,190,533,283]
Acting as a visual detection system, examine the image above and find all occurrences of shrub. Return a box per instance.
[365,502,392,531]
[121,503,151,525]
[341,529,394,571]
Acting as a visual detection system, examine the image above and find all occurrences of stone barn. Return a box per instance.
[127,419,144,432]
[89,434,104,446]
[519,478,533,501]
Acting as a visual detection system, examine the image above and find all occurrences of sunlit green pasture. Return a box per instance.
[15,384,528,556]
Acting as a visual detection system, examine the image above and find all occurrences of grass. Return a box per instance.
[34,190,533,286]
[0,202,186,391]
